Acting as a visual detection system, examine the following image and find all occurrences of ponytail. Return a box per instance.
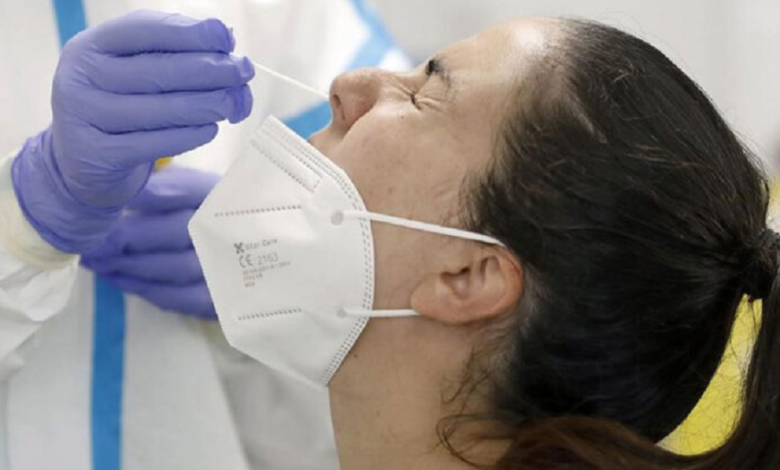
[491,232,780,470]
[696,233,780,470]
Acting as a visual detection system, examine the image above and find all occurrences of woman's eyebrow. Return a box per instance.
[428,55,453,91]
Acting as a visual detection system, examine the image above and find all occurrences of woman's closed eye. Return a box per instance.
[410,57,447,109]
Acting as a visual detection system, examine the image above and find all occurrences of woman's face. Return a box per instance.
[310,18,555,311]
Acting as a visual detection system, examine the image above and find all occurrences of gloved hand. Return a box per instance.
[81,167,218,320]
[11,10,254,254]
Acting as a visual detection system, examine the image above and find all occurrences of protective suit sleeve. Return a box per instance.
[0,150,79,382]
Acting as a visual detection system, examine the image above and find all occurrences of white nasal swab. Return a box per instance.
[251,61,330,101]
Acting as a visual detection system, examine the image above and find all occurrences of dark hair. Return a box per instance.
[452,19,780,470]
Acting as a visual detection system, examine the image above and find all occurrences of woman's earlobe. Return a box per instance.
[410,251,523,325]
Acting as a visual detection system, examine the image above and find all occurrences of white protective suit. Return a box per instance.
[0,1,410,469]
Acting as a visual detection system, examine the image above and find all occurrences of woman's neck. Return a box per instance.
[329,367,473,470]
[327,318,490,470]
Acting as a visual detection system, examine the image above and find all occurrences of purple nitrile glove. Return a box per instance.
[11,10,254,254]
[81,167,219,320]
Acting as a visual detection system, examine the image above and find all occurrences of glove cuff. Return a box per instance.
[11,128,122,254]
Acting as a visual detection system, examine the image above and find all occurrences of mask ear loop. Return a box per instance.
[338,308,417,318]
[335,209,506,247]
[332,209,506,318]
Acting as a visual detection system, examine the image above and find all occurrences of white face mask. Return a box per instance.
[189,116,503,388]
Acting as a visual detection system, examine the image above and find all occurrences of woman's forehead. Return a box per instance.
[432,18,559,120]
[439,18,558,69]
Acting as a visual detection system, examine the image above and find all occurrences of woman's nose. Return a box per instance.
[329,68,384,132]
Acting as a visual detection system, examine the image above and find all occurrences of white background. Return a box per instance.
[373,0,780,167]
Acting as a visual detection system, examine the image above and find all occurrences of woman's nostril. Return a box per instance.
[331,93,346,123]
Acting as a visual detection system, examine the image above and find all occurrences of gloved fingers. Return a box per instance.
[83,85,252,133]
[82,250,204,284]
[127,167,219,212]
[88,52,254,94]
[102,123,218,168]
[84,210,195,257]
[91,11,235,55]
[100,274,217,320]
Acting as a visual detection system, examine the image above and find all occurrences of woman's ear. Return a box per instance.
[410,249,523,325]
